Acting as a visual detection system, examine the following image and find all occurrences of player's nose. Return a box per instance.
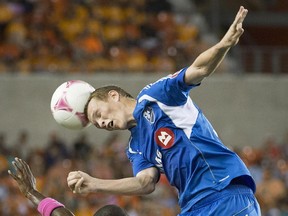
[96,119,107,128]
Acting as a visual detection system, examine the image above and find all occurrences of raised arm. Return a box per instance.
[184,6,248,85]
[67,167,159,196]
[8,158,74,216]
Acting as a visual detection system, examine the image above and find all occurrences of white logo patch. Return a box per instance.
[143,106,155,124]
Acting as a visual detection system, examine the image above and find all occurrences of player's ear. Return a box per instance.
[108,90,120,101]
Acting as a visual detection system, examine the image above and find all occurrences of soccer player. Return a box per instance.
[67,6,261,215]
[8,157,129,216]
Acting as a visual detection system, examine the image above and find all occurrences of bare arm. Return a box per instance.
[67,167,159,195]
[8,158,74,216]
[185,6,248,85]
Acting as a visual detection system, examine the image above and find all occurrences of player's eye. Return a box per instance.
[95,111,101,118]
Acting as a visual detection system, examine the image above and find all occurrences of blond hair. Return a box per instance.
[84,85,133,117]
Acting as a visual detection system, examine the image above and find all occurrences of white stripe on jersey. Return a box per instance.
[138,95,199,138]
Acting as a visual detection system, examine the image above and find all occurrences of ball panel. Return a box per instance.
[60,114,84,130]
[50,80,95,130]
[50,82,68,111]
[65,82,94,112]
[52,110,74,122]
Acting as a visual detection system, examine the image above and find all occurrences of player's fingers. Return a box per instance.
[12,160,22,177]
[17,158,29,175]
[15,158,27,177]
[11,160,17,172]
[14,158,24,171]
[77,170,87,176]
[68,178,79,185]
[237,12,248,30]
[67,171,80,180]
[75,177,84,188]
[237,8,248,25]
[232,6,243,26]
[67,178,79,189]
[74,177,84,193]
[8,169,18,181]
[235,23,244,34]
[21,159,34,177]
[233,6,248,27]
[14,163,25,180]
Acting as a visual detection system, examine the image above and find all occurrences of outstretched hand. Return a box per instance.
[8,157,36,197]
[220,6,248,47]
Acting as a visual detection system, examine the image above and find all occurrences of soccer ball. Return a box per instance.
[50,80,95,130]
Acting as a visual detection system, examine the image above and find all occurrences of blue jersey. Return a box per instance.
[126,68,256,214]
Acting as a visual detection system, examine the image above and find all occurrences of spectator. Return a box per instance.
[0,0,217,74]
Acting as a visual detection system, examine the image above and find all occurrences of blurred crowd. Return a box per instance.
[1,130,288,216]
[235,133,288,216]
[0,0,235,74]
[0,0,287,74]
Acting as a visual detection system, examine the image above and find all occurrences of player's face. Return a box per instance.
[86,92,129,131]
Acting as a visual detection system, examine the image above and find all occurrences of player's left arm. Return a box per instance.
[8,158,74,216]
[67,167,159,196]
[184,6,248,85]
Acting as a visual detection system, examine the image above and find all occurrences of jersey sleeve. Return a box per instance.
[157,67,200,105]
[126,148,156,176]
[166,67,200,95]
[138,67,200,106]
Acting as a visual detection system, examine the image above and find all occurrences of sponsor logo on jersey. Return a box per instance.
[155,128,175,149]
[155,149,164,172]
[143,106,155,124]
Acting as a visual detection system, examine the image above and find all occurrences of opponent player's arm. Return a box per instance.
[67,167,159,195]
[8,158,74,216]
[184,6,248,85]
